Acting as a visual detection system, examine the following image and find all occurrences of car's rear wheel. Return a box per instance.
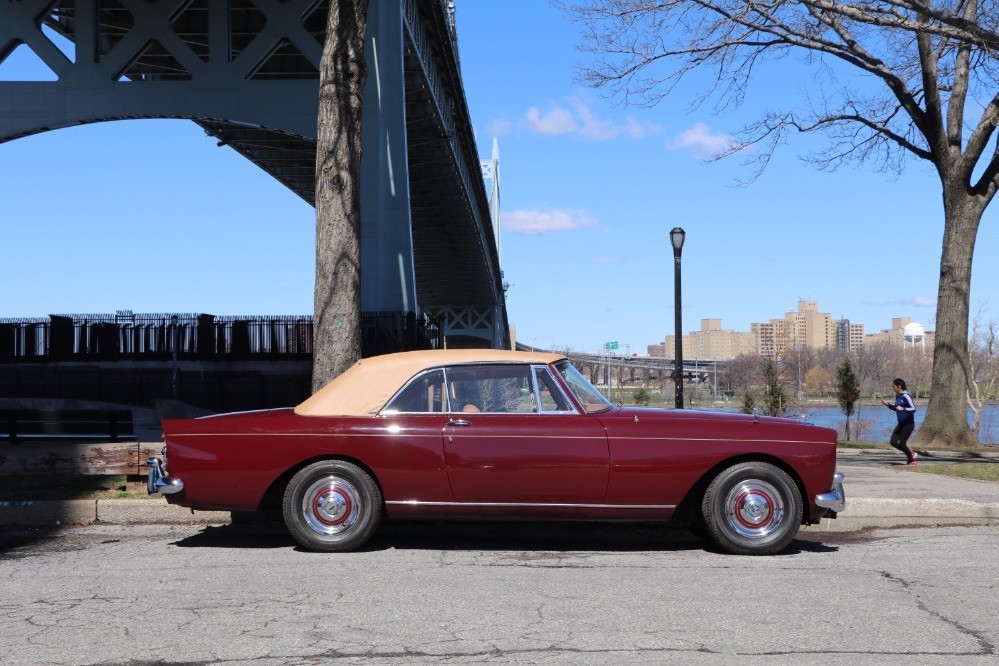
[701,461,802,555]
[282,460,382,552]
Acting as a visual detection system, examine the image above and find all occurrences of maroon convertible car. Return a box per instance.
[148,349,845,555]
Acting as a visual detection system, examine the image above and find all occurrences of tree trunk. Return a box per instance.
[912,186,984,449]
[312,0,370,393]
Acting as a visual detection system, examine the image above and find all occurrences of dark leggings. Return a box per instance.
[890,421,915,462]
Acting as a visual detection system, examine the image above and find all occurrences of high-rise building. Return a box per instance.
[836,319,866,352]
[649,319,756,360]
[647,300,930,360]
[751,300,835,357]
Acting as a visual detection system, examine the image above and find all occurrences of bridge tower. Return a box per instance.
[480,138,501,265]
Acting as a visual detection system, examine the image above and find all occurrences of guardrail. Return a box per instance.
[0,311,443,363]
[1,409,134,443]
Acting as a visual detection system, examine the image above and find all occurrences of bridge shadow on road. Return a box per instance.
[169,520,840,556]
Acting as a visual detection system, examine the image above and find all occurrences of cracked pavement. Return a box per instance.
[0,521,996,664]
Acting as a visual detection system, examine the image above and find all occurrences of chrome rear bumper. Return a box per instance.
[814,472,845,513]
[147,457,184,496]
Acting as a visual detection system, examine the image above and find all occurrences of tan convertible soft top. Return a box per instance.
[295,349,566,417]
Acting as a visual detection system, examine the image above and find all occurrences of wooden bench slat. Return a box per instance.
[1,409,135,442]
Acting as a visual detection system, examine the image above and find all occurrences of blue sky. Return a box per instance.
[1,0,996,355]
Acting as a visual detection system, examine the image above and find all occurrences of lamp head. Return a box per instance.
[670,227,686,254]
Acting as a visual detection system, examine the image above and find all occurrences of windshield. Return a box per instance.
[555,360,613,413]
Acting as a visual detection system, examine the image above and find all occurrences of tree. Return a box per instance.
[898,345,933,398]
[740,390,757,414]
[728,352,764,391]
[762,360,788,416]
[312,0,371,393]
[634,387,652,406]
[850,340,893,400]
[837,357,861,441]
[804,365,834,397]
[967,313,998,437]
[561,0,999,448]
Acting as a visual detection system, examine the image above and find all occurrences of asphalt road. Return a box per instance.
[1,521,997,664]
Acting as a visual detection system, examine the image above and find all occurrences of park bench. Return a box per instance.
[0,409,134,443]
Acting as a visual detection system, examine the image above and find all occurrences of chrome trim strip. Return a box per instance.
[532,364,580,415]
[169,432,606,438]
[386,500,675,509]
[380,367,449,415]
[196,408,287,419]
[166,432,824,445]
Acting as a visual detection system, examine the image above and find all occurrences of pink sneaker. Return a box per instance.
[907,460,918,466]
[911,450,919,461]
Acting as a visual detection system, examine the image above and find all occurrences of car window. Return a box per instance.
[446,364,535,413]
[534,367,573,412]
[382,369,446,413]
[556,360,612,413]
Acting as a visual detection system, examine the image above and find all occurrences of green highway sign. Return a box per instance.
[604,341,619,350]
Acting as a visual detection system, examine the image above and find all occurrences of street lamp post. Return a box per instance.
[670,227,685,409]
[795,344,803,401]
[171,315,179,400]
[712,353,717,398]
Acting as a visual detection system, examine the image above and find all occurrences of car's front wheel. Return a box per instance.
[282,460,382,552]
[701,461,802,555]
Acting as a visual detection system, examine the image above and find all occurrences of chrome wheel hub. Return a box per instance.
[724,480,784,538]
[302,476,361,536]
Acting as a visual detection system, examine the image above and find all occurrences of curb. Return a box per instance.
[0,498,229,527]
[2,498,998,531]
[802,497,999,533]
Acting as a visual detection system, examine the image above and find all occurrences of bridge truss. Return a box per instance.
[0,0,508,349]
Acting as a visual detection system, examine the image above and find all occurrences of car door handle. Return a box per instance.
[446,419,472,427]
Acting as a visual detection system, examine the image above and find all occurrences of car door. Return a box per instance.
[375,368,455,503]
[442,364,609,504]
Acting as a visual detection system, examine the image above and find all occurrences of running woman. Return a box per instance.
[882,378,918,465]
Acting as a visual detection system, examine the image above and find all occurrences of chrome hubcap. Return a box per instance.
[302,476,362,536]
[724,480,784,538]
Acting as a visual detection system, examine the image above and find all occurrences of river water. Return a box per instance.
[783,403,999,445]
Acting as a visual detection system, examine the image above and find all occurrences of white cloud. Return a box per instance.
[487,119,512,137]
[503,208,601,235]
[521,99,662,141]
[573,103,620,140]
[864,296,937,309]
[525,106,578,135]
[625,117,662,138]
[668,123,738,160]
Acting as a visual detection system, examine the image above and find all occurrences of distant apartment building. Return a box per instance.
[750,300,838,357]
[866,317,934,351]
[648,319,756,361]
[836,318,866,353]
[646,300,937,360]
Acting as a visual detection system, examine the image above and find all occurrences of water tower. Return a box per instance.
[903,322,926,351]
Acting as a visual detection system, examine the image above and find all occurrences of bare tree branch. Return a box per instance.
[561,0,999,446]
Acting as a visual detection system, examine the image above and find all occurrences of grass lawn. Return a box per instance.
[0,475,148,501]
[905,463,999,482]
[838,440,891,449]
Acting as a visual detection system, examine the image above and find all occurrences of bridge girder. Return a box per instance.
[0,0,508,349]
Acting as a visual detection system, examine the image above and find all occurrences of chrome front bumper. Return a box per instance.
[814,472,845,513]
[147,457,184,496]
